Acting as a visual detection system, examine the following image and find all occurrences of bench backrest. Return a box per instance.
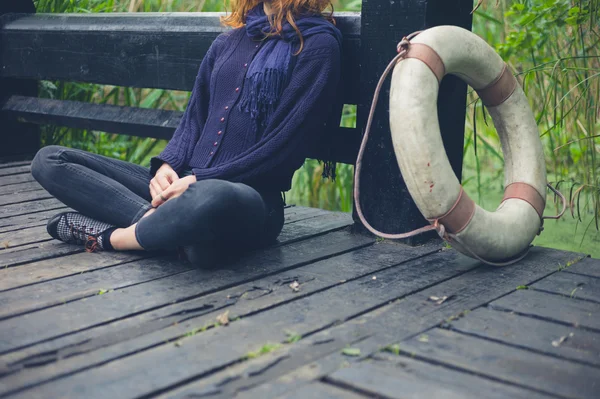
[0,12,360,164]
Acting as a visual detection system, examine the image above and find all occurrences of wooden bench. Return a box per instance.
[1,0,472,238]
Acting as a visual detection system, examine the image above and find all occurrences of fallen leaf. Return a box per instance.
[342,348,361,356]
[174,340,183,347]
[552,335,569,347]
[428,295,449,305]
[2,241,9,249]
[289,281,300,292]
[417,334,429,343]
[216,310,230,326]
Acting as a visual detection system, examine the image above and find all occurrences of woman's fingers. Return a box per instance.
[155,174,171,191]
[149,184,158,199]
[166,169,180,183]
[152,185,174,208]
[150,180,162,197]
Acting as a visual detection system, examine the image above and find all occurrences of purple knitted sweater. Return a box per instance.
[150,25,342,192]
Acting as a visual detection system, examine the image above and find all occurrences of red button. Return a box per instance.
[235,87,240,92]
[213,142,218,146]
[217,130,222,135]
[224,106,229,110]
[220,117,225,122]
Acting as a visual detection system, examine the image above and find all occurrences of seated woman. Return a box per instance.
[31,0,341,264]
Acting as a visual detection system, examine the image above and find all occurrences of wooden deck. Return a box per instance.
[1,160,599,399]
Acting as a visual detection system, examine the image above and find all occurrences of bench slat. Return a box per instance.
[3,95,361,164]
[0,13,361,104]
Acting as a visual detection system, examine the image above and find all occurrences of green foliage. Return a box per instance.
[244,343,282,359]
[341,347,361,356]
[465,0,600,252]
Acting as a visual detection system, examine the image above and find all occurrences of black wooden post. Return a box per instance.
[354,0,473,244]
[0,0,39,160]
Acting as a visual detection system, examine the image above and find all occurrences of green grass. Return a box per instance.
[243,343,283,360]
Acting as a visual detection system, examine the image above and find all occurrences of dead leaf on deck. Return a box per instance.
[552,332,574,347]
[428,295,449,305]
[216,310,230,326]
[2,241,9,249]
[289,281,300,292]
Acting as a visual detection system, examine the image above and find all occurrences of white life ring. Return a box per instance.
[389,25,546,263]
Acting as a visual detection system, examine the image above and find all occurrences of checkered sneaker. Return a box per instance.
[47,212,114,252]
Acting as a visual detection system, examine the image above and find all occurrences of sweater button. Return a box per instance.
[217,130,222,135]
[220,117,225,122]
[235,87,240,92]
[213,142,218,146]
[224,106,229,110]
[244,63,248,67]
[210,151,214,155]
[255,44,259,48]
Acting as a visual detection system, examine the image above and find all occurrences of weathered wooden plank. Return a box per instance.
[5,247,485,398]
[283,206,329,224]
[0,173,35,187]
[0,207,327,291]
[0,209,342,257]
[0,253,188,320]
[279,382,367,399]
[0,241,83,269]
[0,161,32,169]
[0,189,51,207]
[448,307,600,367]
[324,355,550,399]
[0,165,30,177]
[276,211,353,243]
[489,290,600,331]
[0,198,65,219]
[532,272,600,303]
[564,257,600,279]
[0,210,351,318]
[231,248,585,399]
[396,328,600,399]
[0,229,372,354]
[1,13,361,103]
[0,206,349,269]
[0,206,68,233]
[0,241,439,395]
[0,180,42,196]
[0,251,148,292]
[0,2,40,159]
[3,96,360,165]
[0,225,53,251]
[162,381,366,399]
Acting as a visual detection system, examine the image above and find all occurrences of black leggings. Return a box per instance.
[31,146,284,253]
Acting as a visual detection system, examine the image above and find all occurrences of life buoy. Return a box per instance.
[354,26,565,265]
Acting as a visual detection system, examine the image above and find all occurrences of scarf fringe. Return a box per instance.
[238,67,287,128]
[321,160,337,180]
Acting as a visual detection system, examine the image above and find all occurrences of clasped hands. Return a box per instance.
[149,163,196,208]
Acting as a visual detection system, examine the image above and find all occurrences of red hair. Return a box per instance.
[221,0,336,53]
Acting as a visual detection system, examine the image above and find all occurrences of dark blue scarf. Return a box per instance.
[238,4,342,131]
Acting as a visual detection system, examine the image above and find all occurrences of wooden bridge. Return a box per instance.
[1,159,599,398]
